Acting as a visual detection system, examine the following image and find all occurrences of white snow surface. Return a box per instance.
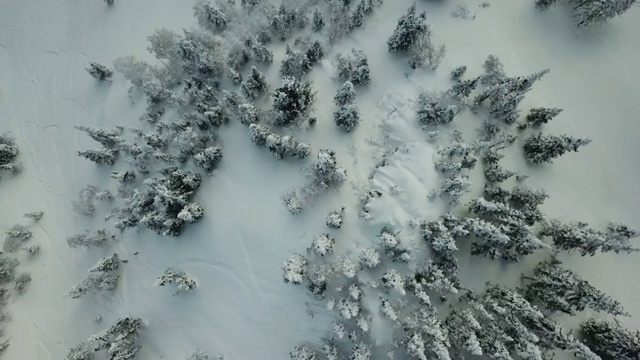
[1,0,639,359]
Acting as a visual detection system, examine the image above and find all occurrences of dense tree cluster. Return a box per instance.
[580,318,640,360]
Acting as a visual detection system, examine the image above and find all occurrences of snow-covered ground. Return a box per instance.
[1,0,639,359]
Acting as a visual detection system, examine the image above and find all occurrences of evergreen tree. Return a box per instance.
[194,146,223,171]
[193,2,229,32]
[525,107,563,127]
[416,92,458,127]
[77,148,119,166]
[387,3,427,53]
[280,45,312,78]
[350,49,371,86]
[75,126,122,148]
[0,133,19,172]
[309,233,336,256]
[535,0,559,10]
[541,220,640,256]
[154,268,197,291]
[86,62,113,81]
[326,207,345,229]
[523,132,591,164]
[450,65,467,80]
[272,76,315,126]
[580,318,640,360]
[574,0,637,27]
[282,254,308,285]
[312,9,325,31]
[522,257,628,316]
[334,104,361,132]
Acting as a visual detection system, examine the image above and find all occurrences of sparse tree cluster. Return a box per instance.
[67,253,122,299]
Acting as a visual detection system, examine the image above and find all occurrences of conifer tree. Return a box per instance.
[87,62,113,81]
[580,318,640,360]
[272,76,315,126]
[312,9,325,31]
[525,107,563,127]
[522,257,628,316]
[523,132,591,164]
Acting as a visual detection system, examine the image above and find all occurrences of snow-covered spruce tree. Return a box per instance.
[0,256,19,284]
[0,133,19,173]
[334,81,356,107]
[522,256,628,316]
[524,107,563,128]
[334,104,361,132]
[466,197,550,261]
[421,213,464,280]
[416,92,459,127]
[24,244,41,255]
[280,45,313,78]
[406,261,459,299]
[444,308,483,358]
[387,3,445,69]
[194,146,223,171]
[379,227,410,262]
[67,229,115,248]
[14,272,32,294]
[194,1,229,33]
[242,66,268,100]
[77,148,119,166]
[450,65,467,80]
[541,220,639,256]
[312,8,325,31]
[540,0,638,27]
[86,62,113,82]
[173,29,227,78]
[75,126,122,148]
[66,317,143,360]
[293,37,324,65]
[154,268,197,291]
[468,285,601,360]
[113,168,203,236]
[282,254,308,285]
[290,344,318,360]
[326,207,345,229]
[3,224,33,253]
[580,317,640,360]
[272,76,315,127]
[473,55,549,124]
[507,185,549,225]
[309,233,336,257]
[449,77,479,98]
[308,149,347,189]
[523,132,591,164]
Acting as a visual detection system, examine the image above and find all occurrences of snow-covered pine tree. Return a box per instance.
[308,149,347,189]
[525,107,563,127]
[280,45,312,78]
[450,65,467,80]
[334,104,361,132]
[479,55,505,86]
[242,66,268,100]
[87,62,113,81]
[194,1,229,32]
[444,308,483,357]
[541,220,640,256]
[67,229,115,248]
[75,126,122,148]
[350,49,371,86]
[312,8,325,31]
[282,254,308,284]
[523,132,591,164]
[580,317,640,360]
[77,148,119,166]
[154,267,197,291]
[573,0,637,27]
[522,256,628,316]
[290,344,318,360]
[273,76,315,126]
[387,3,427,53]
[0,133,19,172]
[379,227,410,262]
[334,81,356,106]
[326,207,345,229]
[309,233,336,257]
[3,225,33,253]
[416,92,458,127]
[194,146,223,171]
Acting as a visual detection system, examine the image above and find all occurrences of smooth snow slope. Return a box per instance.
[1,0,640,359]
